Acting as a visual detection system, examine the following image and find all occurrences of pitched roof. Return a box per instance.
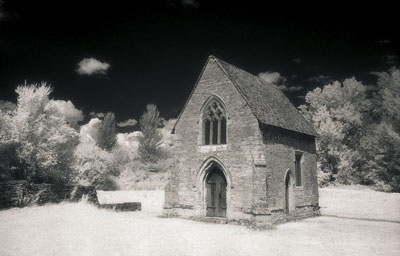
[214,56,316,136]
[173,55,316,136]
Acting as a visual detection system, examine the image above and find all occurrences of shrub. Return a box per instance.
[73,141,118,190]
[116,157,175,190]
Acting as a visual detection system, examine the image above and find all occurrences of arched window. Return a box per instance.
[295,152,303,186]
[203,98,226,145]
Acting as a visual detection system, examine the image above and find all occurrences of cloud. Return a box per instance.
[308,75,334,85]
[117,118,137,127]
[288,86,304,92]
[159,118,177,147]
[259,71,302,93]
[76,58,110,75]
[0,0,6,21]
[384,55,397,65]
[277,85,288,91]
[369,70,392,81]
[278,85,304,92]
[166,0,199,8]
[89,112,105,118]
[292,58,303,64]
[182,0,199,7]
[79,118,102,144]
[47,100,84,126]
[0,100,16,112]
[116,131,142,150]
[370,71,381,77]
[0,1,19,22]
[258,71,287,84]
[378,39,392,44]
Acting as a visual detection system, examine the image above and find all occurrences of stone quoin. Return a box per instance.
[163,56,319,227]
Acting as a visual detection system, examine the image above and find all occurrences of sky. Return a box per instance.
[0,0,399,128]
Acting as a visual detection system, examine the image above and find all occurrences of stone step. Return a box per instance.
[203,217,229,224]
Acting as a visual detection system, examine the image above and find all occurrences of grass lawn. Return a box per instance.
[1,187,399,256]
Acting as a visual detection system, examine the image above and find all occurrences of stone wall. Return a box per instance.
[165,58,265,220]
[261,125,319,211]
[249,125,320,226]
[97,190,164,213]
[0,180,97,209]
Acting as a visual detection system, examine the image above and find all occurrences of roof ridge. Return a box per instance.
[172,55,317,136]
[213,57,316,136]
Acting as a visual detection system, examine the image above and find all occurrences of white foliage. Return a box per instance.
[73,142,113,186]
[9,83,79,179]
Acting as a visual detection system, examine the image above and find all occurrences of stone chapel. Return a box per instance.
[163,55,319,226]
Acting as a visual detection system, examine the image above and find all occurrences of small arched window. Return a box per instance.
[203,98,227,145]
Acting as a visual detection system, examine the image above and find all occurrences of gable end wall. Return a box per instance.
[165,58,264,219]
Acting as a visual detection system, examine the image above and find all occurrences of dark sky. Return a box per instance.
[0,0,398,124]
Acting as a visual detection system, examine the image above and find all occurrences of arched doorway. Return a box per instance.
[284,171,294,214]
[205,166,227,217]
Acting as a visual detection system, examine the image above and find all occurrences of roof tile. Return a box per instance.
[213,56,316,136]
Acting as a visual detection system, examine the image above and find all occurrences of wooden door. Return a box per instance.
[206,170,227,217]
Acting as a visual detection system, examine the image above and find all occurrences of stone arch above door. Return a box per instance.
[195,156,232,189]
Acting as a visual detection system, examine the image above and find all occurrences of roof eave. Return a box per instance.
[258,121,317,138]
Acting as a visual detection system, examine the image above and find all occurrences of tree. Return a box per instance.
[138,104,163,163]
[0,107,12,142]
[360,68,400,191]
[374,67,400,128]
[0,110,23,179]
[300,69,400,191]
[7,83,80,183]
[299,78,370,184]
[73,116,120,190]
[97,112,117,151]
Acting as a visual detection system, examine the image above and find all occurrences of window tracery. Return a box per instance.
[203,99,226,145]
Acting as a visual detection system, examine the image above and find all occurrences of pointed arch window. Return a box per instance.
[295,152,303,187]
[203,98,227,145]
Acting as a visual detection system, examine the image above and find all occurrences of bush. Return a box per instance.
[73,142,118,190]
[97,175,119,191]
[318,170,333,187]
[116,156,175,190]
[0,141,26,180]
